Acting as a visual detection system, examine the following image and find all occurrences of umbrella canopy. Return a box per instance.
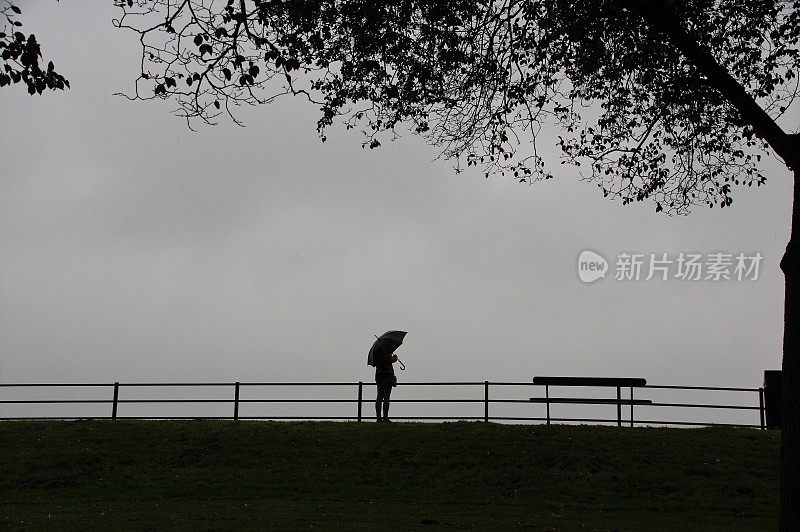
[367,331,407,366]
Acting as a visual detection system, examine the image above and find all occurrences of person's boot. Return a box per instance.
[375,401,382,422]
[382,402,391,422]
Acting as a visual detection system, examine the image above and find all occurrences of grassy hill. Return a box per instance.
[0,421,779,530]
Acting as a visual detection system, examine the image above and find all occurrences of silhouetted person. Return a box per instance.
[375,352,397,422]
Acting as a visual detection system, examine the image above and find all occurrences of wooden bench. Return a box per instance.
[530,376,652,427]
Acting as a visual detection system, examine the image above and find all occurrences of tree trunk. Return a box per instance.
[780,162,800,530]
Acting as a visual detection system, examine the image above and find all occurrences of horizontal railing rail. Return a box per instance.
[0,381,767,429]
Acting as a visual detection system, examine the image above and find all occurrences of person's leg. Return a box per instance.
[375,382,385,421]
[382,383,393,421]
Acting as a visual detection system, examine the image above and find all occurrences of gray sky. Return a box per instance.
[0,2,795,420]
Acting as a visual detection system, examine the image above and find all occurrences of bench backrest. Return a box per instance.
[532,376,647,387]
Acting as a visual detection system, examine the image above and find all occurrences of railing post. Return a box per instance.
[233,381,240,421]
[545,384,550,425]
[357,381,363,422]
[630,386,634,428]
[484,381,489,422]
[616,386,622,427]
[758,387,765,430]
[111,382,119,420]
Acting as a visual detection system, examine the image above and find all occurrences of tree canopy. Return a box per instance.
[0,1,69,94]
[112,0,799,213]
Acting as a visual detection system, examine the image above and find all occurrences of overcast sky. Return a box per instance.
[0,2,795,413]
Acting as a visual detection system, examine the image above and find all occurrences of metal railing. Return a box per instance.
[0,380,768,428]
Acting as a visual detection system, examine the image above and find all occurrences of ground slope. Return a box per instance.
[0,421,779,530]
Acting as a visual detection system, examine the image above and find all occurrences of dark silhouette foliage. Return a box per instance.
[114,0,799,213]
[0,2,69,94]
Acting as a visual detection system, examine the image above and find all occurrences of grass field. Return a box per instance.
[0,421,779,530]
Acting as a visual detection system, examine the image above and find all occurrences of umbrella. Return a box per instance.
[367,330,407,368]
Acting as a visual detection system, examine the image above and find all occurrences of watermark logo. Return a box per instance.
[577,250,609,283]
[577,250,763,283]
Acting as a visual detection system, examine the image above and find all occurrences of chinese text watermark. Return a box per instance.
[578,250,762,284]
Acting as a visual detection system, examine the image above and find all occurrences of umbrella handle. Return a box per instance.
[397,358,406,371]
